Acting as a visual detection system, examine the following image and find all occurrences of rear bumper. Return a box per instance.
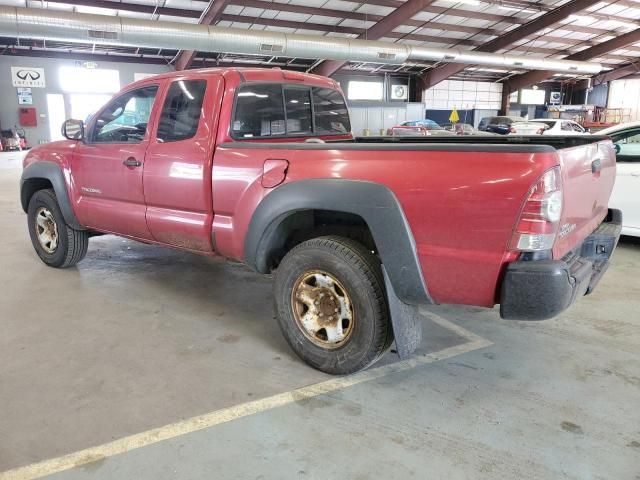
[500,209,622,320]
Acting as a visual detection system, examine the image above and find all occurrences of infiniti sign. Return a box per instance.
[11,66,46,88]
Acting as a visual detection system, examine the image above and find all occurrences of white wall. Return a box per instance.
[424,80,503,111]
[349,103,424,136]
[0,56,171,144]
[608,78,640,121]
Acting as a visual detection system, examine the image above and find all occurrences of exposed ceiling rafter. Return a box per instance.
[174,0,231,70]
[420,0,604,90]
[502,28,640,102]
[310,0,438,77]
[576,61,640,88]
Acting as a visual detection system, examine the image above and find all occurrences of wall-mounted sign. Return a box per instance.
[391,84,408,100]
[519,88,546,105]
[11,67,46,88]
[17,87,33,105]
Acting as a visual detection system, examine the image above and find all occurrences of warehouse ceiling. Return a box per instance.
[0,0,640,84]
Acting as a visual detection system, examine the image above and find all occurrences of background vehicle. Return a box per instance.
[442,123,495,135]
[478,116,520,134]
[1,128,22,151]
[387,119,455,136]
[599,122,640,236]
[530,119,590,135]
[20,68,621,374]
[507,121,547,135]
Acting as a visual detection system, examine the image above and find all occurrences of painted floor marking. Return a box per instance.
[0,311,491,480]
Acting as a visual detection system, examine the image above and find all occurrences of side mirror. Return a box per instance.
[62,119,84,141]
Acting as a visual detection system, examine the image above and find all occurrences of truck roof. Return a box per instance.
[128,67,339,90]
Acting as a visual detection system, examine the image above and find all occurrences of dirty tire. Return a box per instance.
[27,189,88,268]
[274,236,393,375]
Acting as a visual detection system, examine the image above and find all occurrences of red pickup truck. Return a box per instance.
[21,68,621,374]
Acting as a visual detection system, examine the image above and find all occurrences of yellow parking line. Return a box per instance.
[0,312,491,480]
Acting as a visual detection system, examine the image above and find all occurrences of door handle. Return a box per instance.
[123,157,142,168]
[631,172,640,177]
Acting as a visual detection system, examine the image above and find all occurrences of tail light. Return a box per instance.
[510,166,563,251]
[509,126,516,133]
[536,127,545,135]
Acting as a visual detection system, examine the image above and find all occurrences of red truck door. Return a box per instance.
[142,75,223,252]
[71,84,161,239]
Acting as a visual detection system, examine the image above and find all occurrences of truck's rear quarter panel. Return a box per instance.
[287,147,562,307]
[215,144,560,307]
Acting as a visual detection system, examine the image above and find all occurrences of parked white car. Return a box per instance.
[599,122,640,236]
[530,119,590,135]
[508,121,548,135]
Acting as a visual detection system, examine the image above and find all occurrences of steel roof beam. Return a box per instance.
[175,0,231,70]
[420,0,603,89]
[310,0,438,77]
[502,28,640,98]
[576,61,640,88]
[39,0,630,42]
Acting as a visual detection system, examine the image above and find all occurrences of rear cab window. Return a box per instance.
[232,83,350,139]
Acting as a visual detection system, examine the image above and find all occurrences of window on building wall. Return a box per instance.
[58,66,120,93]
[347,81,384,101]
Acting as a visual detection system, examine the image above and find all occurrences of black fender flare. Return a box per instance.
[20,161,84,230]
[245,179,431,307]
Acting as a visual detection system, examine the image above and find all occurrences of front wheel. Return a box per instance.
[27,189,89,268]
[274,236,393,374]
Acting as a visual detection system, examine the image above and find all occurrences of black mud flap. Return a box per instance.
[383,267,423,359]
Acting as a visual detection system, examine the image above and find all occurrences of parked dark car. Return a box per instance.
[478,116,526,135]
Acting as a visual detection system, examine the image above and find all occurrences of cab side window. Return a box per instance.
[156,80,207,143]
[232,84,285,138]
[561,121,573,132]
[232,83,350,138]
[612,130,640,162]
[91,86,158,144]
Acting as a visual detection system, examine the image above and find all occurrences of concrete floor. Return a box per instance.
[1,150,639,479]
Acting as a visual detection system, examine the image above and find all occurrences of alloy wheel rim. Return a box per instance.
[35,207,59,254]
[291,270,354,349]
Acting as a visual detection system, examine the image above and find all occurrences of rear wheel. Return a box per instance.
[274,236,393,374]
[27,189,88,268]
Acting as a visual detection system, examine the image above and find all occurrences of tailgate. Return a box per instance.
[553,139,617,258]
